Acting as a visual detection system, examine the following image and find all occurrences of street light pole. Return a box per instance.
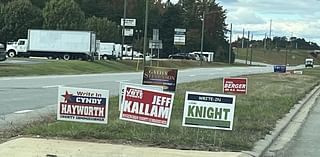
[121,0,127,60]
[143,0,149,68]
[200,11,205,66]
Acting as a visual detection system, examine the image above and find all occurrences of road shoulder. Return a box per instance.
[0,137,251,157]
[247,85,320,157]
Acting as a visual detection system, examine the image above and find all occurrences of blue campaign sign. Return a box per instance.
[142,66,178,92]
[274,65,286,73]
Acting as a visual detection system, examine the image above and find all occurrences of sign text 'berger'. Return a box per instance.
[223,78,248,94]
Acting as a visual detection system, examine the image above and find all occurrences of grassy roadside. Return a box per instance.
[0,59,244,77]
[236,48,319,65]
[24,67,320,151]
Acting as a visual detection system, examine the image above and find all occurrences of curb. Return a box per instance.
[244,84,320,157]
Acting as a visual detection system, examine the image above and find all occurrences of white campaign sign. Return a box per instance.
[182,91,236,130]
[57,86,109,124]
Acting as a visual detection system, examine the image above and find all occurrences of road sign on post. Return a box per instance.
[122,28,134,36]
[153,29,159,40]
[121,18,136,27]
[149,40,163,49]
[174,28,186,45]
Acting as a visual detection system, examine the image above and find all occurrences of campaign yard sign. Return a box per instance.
[120,85,175,127]
[223,78,248,94]
[142,66,178,92]
[182,91,236,130]
[58,86,109,124]
[118,82,163,110]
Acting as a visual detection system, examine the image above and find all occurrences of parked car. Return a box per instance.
[168,53,197,60]
[0,43,7,61]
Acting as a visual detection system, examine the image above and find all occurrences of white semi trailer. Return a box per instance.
[6,29,96,60]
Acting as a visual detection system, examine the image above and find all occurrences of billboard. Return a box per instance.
[182,91,236,130]
[57,86,109,124]
[118,82,163,110]
[142,66,178,92]
[119,85,175,127]
[223,78,248,94]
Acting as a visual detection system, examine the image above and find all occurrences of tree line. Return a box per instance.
[233,36,320,51]
[0,0,233,62]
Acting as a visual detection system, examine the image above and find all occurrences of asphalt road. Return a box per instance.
[0,64,306,116]
[284,97,320,157]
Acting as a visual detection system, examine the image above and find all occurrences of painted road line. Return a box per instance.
[14,110,34,114]
[42,85,62,88]
[116,80,130,83]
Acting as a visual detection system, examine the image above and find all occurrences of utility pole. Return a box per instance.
[200,11,205,66]
[290,32,293,52]
[228,23,232,64]
[269,19,272,39]
[143,0,149,68]
[121,0,127,60]
[250,33,253,65]
[241,28,245,48]
[245,31,250,65]
[264,33,267,50]
[285,49,288,66]
[269,19,272,50]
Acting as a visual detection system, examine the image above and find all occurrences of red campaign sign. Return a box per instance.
[119,85,174,128]
[223,78,248,94]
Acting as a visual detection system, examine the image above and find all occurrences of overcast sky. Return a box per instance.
[171,0,320,44]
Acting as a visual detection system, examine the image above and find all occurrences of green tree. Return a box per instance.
[86,16,120,42]
[0,0,42,41]
[178,0,232,62]
[0,0,12,5]
[30,0,50,9]
[43,0,85,30]
[160,4,184,57]
[75,0,109,18]
[0,4,4,43]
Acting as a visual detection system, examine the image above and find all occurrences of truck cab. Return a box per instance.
[305,58,314,68]
[0,43,7,61]
[97,42,116,60]
[6,39,28,57]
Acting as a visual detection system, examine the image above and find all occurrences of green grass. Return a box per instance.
[0,60,135,77]
[0,59,245,77]
[236,48,319,65]
[24,67,320,151]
